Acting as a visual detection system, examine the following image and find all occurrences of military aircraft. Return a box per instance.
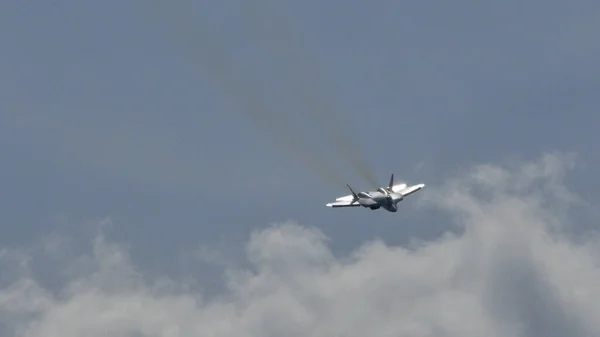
[325,174,425,212]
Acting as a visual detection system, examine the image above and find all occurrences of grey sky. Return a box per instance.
[1,1,599,335]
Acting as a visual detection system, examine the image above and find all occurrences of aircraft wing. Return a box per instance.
[326,200,361,208]
[397,183,425,196]
[335,194,355,201]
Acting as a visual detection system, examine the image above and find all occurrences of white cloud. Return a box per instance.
[1,152,599,337]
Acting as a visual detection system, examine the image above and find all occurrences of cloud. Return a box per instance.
[1,152,599,336]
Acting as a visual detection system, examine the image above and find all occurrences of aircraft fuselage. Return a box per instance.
[357,189,400,212]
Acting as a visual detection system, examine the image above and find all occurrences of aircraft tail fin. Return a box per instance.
[387,174,394,191]
[346,184,359,201]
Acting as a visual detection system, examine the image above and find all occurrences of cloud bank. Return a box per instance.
[1,153,599,337]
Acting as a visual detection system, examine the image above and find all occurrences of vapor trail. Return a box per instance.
[239,0,381,189]
[147,0,348,188]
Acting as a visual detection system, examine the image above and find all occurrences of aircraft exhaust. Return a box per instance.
[145,0,379,188]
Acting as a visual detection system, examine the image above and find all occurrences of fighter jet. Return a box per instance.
[325,174,425,212]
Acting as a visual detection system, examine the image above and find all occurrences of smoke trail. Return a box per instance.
[147,0,348,188]
[239,0,381,189]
